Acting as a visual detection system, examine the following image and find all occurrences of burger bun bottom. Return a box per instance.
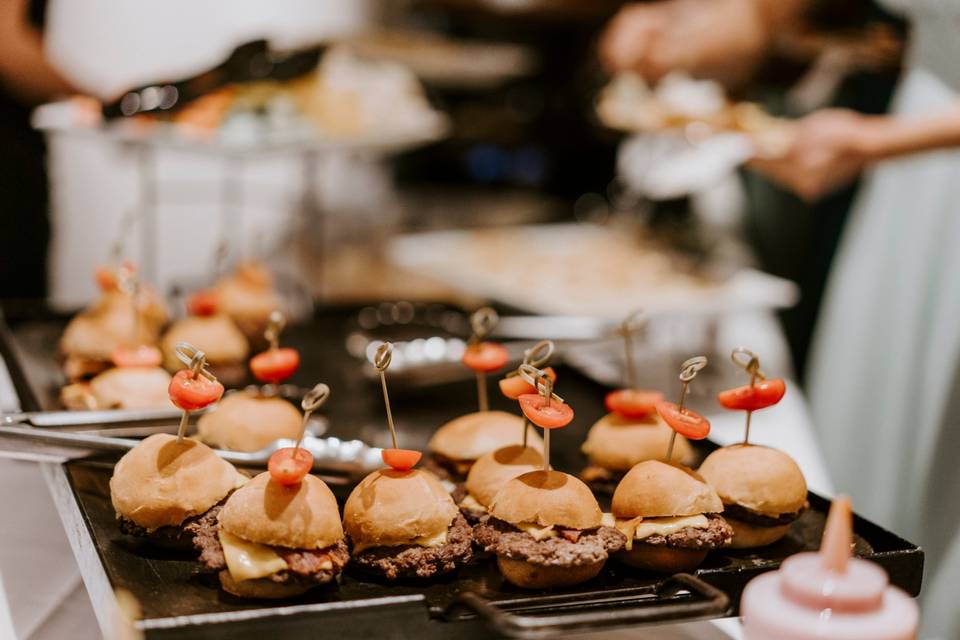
[617,544,707,573]
[496,556,603,589]
[726,519,790,549]
[218,570,312,599]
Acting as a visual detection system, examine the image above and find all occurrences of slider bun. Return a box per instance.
[617,545,708,573]
[698,445,807,517]
[110,434,242,531]
[429,411,541,462]
[88,367,172,410]
[490,470,602,530]
[219,472,343,549]
[465,445,544,508]
[342,469,457,547]
[612,460,723,519]
[724,519,791,549]
[497,556,604,589]
[216,264,282,339]
[218,571,311,599]
[581,413,694,470]
[60,311,133,360]
[160,315,249,368]
[197,393,302,451]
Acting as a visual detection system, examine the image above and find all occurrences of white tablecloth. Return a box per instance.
[0,311,832,640]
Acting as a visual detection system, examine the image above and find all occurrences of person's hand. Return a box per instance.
[749,109,880,201]
[599,0,771,87]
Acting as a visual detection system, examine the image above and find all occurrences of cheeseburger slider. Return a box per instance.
[190,471,348,598]
[611,460,732,573]
[61,365,172,410]
[161,313,249,387]
[343,468,473,580]
[343,342,473,580]
[580,410,694,494]
[427,411,541,484]
[213,262,284,344]
[698,445,807,548]
[196,391,303,451]
[474,470,626,589]
[458,444,543,521]
[110,433,246,548]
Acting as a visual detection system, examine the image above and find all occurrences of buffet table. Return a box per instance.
[0,311,833,640]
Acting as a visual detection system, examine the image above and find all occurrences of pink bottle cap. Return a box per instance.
[780,497,888,612]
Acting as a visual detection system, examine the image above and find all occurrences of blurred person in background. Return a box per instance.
[0,0,74,302]
[602,1,960,636]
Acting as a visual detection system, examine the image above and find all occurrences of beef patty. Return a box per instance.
[631,514,733,550]
[349,513,473,580]
[118,504,222,549]
[189,506,350,585]
[722,502,808,527]
[473,517,626,567]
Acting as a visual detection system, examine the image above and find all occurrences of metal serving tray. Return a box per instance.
[2,307,924,639]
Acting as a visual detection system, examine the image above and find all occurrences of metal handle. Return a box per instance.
[2,408,183,428]
[452,573,729,639]
[0,426,140,453]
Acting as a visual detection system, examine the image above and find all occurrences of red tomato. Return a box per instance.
[655,402,710,440]
[382,448,422,471]
[499,367,557,400]
[186,289,219,317]
[462,342,509,373]
[718,379,786,412]
[268,447,314,485]
[250,348,300,384]
[518,394,574,429]
[605,389,665,419]
[94,266,117,292]
[111,345,162,368]
[168,370,224,411]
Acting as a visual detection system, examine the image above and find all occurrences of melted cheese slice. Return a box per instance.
[601,512,616,528]
[515,522,558,541]
[616,515,710,550]
[458,494,488,513]
[219,530,289,582]
[352,528,449,554]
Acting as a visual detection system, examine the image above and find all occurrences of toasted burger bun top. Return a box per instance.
[60,308,147,361]
[89,288,169,327]
[216,275,281,326]
[197,393,302,452]
[698,445,807,517]
[161,315,249,367]
[89,367,173,410]
[219,472,343,550]
[581,413,694,470]
[110,434,244,531]
[429,411,541,461]
[343,469,458,546]
[490,470,602,530]
[612,460,723,518]
[465,445,544,508]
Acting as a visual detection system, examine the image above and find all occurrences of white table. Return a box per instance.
[0,311,833,640]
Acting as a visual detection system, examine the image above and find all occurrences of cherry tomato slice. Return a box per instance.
[462,342,510,373]
[268,447,314,485]
[518,393,574,429]
[717,379,786,412]
[168,370,224,411]
[186,289,219,317]
[111,345,162,368]
[605,388,665,419]
[499,367,557,400]
[382,448,422,471]
[655,402,710,440]
[94,266,117,292]
[250,348,300,384]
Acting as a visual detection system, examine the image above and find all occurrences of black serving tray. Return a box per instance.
[2,305,924,639]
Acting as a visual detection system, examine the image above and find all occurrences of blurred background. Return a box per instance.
[4,0,960,638]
